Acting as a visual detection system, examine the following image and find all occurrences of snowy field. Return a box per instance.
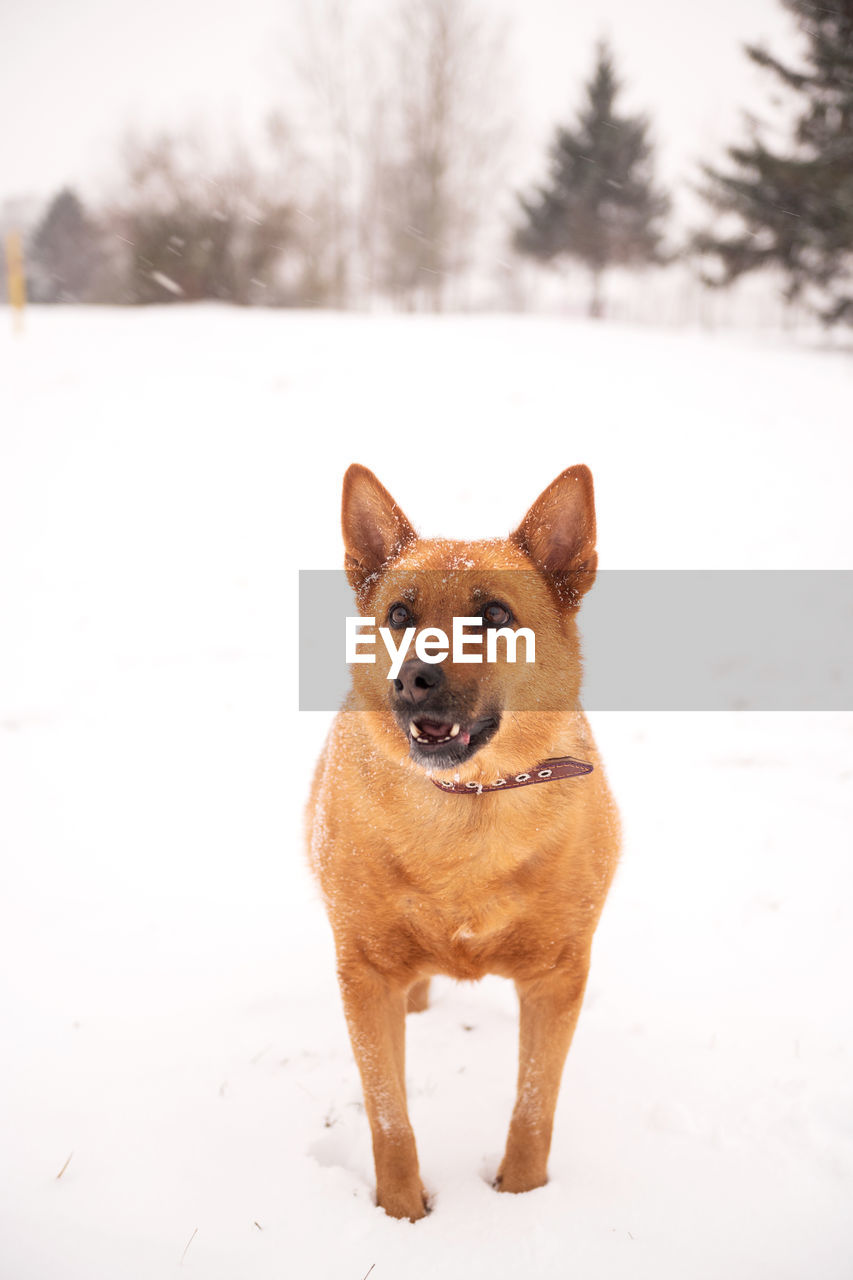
[1,306,852,1280]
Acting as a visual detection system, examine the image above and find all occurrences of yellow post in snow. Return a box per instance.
[5,231,26,333]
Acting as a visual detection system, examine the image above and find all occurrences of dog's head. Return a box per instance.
[341,464,597,779]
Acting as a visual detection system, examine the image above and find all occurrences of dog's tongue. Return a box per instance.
[418,720,453,739]
[418,720,471,745]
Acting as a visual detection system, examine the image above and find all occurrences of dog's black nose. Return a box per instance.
[394,659,445,705]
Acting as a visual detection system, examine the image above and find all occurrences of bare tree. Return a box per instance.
[280,0,364,308]
[375,0,511,311]
[107,129,295,305]
[277,0,511,311]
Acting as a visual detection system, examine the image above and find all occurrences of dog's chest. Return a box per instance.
[393,875,559,981]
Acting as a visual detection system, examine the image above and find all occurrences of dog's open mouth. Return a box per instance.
[405,714,500,766]
[409,718,466,747]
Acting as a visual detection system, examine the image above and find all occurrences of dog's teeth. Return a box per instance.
[412,721,459,746]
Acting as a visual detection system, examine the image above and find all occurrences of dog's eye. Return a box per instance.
[482,601,512,627]
[388,602,413,629]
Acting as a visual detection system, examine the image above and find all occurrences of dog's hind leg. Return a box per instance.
[496,961,590,1195]
[337,957,428,1221]
[406,978,431,1014]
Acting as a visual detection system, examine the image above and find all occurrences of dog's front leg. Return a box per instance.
[337,957,427,1220]
[497,963,590,1195]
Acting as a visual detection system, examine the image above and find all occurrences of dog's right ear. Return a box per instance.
[342,464,416,596]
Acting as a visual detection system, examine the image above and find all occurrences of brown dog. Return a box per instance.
[307,463,620,1220]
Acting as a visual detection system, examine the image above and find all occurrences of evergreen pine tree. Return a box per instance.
[30,188,105,303]
[515,41,670,318]
[695,0,853,325]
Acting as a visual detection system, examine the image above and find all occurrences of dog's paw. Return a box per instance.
[493,1162,548,1196]
[377,1182,431,1222]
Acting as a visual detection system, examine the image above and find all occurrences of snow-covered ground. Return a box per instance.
[1,306,851,1280]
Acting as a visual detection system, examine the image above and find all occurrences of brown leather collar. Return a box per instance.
[431,756,593,794]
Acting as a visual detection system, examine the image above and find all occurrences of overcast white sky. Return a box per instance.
[0,0,798,215]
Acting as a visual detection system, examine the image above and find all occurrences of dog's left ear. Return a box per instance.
[512,465,598,607]
[342,464,417,596]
